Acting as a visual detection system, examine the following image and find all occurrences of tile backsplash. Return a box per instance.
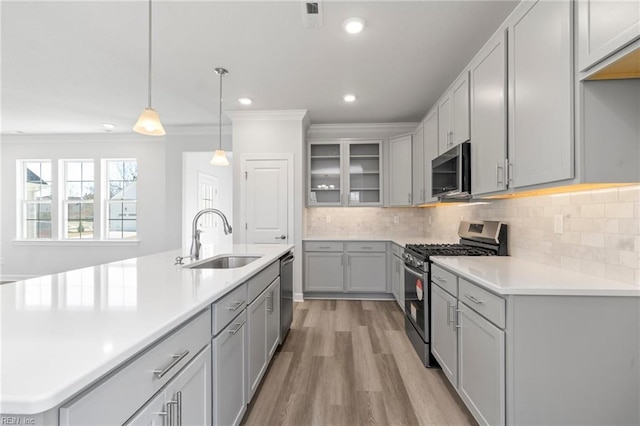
[305,185,640,285]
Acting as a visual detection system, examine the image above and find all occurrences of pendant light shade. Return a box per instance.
[210,67,229,166]
[134,0,165,136]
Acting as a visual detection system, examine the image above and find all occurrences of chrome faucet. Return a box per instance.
[190,208,232,260]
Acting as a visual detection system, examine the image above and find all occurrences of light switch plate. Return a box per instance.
[326,216,331,223]
[393,216,400,224]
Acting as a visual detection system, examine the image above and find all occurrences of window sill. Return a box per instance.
[13,239,141,247]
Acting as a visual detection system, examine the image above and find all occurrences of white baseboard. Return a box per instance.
[293,292,304,302]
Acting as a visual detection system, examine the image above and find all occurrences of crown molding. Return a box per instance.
[225,109,309,123]
[306,122,419,140]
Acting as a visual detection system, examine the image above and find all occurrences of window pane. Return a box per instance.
[109,162,124,180]
[67,162,82,181]
[82,182,94,200]
[67,203,81,220]
[26,203,38,220]
[109,182,124,199]
[66,182,81,198]
[82,162,94,181]
[39,203,51,220]
[40,162,52,182]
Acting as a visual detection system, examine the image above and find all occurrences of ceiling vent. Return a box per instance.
[301,0,323,28]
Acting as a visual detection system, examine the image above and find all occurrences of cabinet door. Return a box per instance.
[247,291,268,401]
[578,0,640,71]
[471,30,508,196]
[508,0,573,188]
[438,95,453,154]
[388,135,413,206]
[431,284,458,387]
[391,255,404,310]
[213,312,246,426]
[266,278,281,359]
[124,390,166,426]
[165,345,212,426]
[308,141,343,206]
[345,252,387,293]
[304,252,344,292]
[422,109,438,203]
[458,304,505,426]
[452,72,470,146]
[346,141,382,206]
[412,125,425,205]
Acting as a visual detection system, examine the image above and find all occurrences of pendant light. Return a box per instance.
[133,0,166,136]
[210,67,230,166]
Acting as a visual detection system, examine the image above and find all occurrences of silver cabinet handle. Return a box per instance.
[225,301,244,311]
[455,309,462,328]
[153,350,190,379]
[361,246,372,250]
[267,292,273,313]
[433,275,446,284]
[496,162,504,186]
[447,303,455,325]
[176,391,183,426]
[319,246,330,249]
[167,399,177,426]
[464,294,483,305]
[506,160,514,185]
[228,320,246,335]
[275,235,286,240]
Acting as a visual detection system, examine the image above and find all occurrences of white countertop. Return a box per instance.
[432,256,640,297]
[0,243,293,415]
[304,236,454,246]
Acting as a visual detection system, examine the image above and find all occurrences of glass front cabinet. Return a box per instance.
[308,140,382,207]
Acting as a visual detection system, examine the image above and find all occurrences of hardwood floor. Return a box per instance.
[242,300,476,426]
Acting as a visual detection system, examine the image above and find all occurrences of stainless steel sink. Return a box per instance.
[184,254,261,269]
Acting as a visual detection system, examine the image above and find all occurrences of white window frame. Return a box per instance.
[61,159,96,240]
[102,159,138,241]
[17,159,56,240]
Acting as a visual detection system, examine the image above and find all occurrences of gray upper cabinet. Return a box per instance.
[438,72,470,154]
[308,141,343,206]
[412,124,425,205]
[507,0,573,189]
[308,140,382,207]
[422,109,439,203]
[388,134,413,206]
[470,30,508,196]
[578,0,640,72]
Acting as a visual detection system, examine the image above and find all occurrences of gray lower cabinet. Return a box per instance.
[247,276,280,401]
[431,283,458,386]
[304,241,388,295]
[126,345,212,426]
[212,311,246,426]
[345,252,386,292]
[305,252,344,292]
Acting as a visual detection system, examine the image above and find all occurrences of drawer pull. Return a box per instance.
[361,246,372,250]
[153,350,190,379]
[433,275,446,283]
[464,294,483,305]
[176,391,183,426]
[228,321,246,335]
[447,303,455,325]
[167,399,177,426]
[225,301,245,311]
[319,246,331,249]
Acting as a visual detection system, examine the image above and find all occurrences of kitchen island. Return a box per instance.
[0,243,293,424]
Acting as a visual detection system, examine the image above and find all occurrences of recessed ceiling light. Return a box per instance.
[343,94,357,103]
[238,98,253,105]
[103,123,115,131]
[343,17,365,34]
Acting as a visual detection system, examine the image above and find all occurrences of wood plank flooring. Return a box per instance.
[242,300,476,426]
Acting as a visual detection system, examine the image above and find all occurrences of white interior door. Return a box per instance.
[197,172,219,247]
[245,159,288,244]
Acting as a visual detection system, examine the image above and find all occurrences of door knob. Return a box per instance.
[275,235,287,240]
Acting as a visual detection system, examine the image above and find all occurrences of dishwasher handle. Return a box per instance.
[281,253,295,266]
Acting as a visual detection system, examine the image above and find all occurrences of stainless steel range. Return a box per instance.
[403,220,508,367]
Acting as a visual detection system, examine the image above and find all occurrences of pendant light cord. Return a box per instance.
[219,71,223,150]
[147,0,153,108]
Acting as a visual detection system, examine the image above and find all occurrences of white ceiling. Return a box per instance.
[1,0,519,135]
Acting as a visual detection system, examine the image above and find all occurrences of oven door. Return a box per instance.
[404,263,427,341]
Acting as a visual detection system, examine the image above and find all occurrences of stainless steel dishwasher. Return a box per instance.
[280,251,294,343]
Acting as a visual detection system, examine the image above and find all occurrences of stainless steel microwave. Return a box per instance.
[432,142,471,200]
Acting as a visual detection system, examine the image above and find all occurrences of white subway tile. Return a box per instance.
[605,202,634,218]
[581,233,605,248]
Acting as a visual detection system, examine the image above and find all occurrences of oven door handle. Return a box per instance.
[403,263,424,280]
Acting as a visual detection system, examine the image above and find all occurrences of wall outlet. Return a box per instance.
[554,214,564,234]
[326,215,331,223]
[393,215,400,224]
[428,216,432,225]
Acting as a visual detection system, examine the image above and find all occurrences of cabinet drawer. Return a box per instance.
[305,241,344,252]
[248,261,279,303]
[459,278,505,328]
[59,309,211,426]
[391,243,404,258]
[212,283,247,336]
[431,264,458,296]
[346,241,386,252]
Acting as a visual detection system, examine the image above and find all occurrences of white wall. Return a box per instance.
[181,152,233,253]
[228,110,309,301]
[0,129,231,279]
